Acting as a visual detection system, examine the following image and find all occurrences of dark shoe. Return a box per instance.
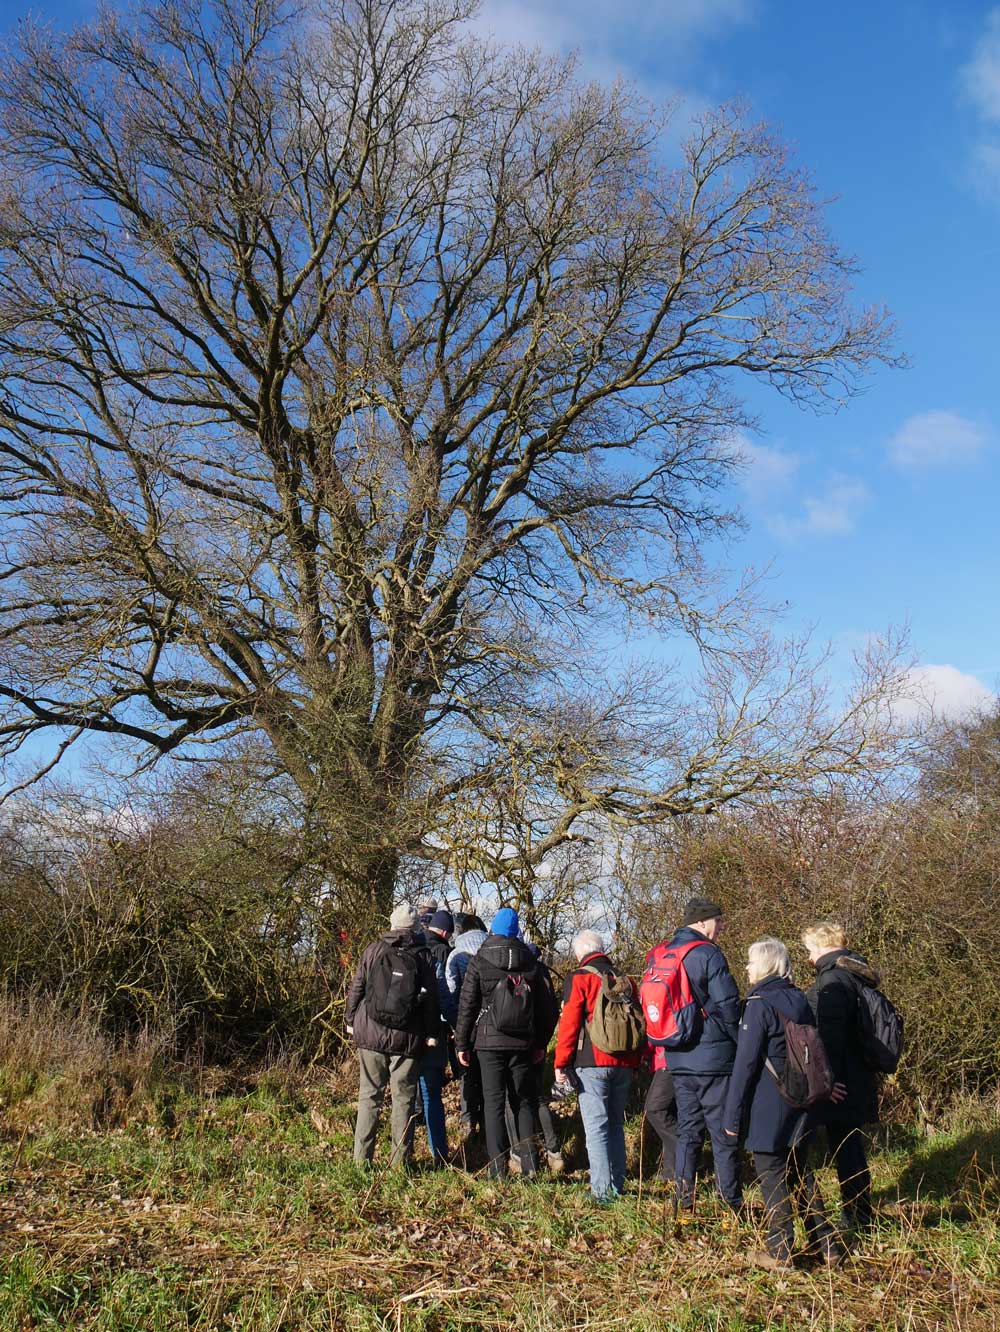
[748,1249,795,1272]
[818,1241,847,1268]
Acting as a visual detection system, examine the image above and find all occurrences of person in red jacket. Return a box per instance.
[554,930,644,1201]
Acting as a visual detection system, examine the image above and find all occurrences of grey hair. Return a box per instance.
[572,928,605,961]
[747,937,792,985]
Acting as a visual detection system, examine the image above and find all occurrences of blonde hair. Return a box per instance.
[746,937,792,985]
[801,921,847,954]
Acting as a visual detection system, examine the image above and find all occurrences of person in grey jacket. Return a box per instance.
[446,915,488,1136]
[345,903,441,1167]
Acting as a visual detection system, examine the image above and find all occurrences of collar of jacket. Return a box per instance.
[746,975,793,997]
[577,952,611,970]
[671,926,712,946]
[814,947,850,974]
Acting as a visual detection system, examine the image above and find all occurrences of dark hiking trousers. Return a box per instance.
[825,1122,873,1227]
[460,1057,484,1132]
[505,1062,560,1169]
[478,1049,540,1179]
[753,1141,838,1260]
[644,1067,678,1181]
[674,1073,742,1209]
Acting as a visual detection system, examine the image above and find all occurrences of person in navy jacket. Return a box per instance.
[656,897,743,1211]
[723,938,844,1270]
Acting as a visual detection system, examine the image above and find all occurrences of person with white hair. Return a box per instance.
[723,937,844,1270]
[553,928,645,1201]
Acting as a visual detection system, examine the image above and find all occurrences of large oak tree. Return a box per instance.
[0,0,900,912]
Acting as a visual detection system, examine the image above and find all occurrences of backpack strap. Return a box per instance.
[744,993,785,1085]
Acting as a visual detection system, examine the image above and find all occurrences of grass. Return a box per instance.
[1,1071,998,1331]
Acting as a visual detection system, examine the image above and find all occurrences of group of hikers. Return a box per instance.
[344,894,903,1270]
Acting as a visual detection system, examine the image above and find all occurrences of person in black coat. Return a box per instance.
[723,938,843,1270]
[454,908,559,1178]
[652,896,743,1211]
[802,921,881,1231]
[345,903,441,1167]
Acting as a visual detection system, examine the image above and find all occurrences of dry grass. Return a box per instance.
[1,1065,998,1331]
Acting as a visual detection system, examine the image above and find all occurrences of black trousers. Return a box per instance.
[825,1122,872,1227]
[460,1057,484,1132]
[505,1063,560,1168]
[477,1050,540,1179]
[644,1067,678,1181]
[753,1137,837,1260]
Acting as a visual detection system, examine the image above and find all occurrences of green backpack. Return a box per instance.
[582,966,647,1056]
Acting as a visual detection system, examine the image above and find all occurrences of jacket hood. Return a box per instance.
[835,951,881,988]
[478,934,535,972]
[452,928,488,957]
[815,946,880,987]
[383,927,425,950]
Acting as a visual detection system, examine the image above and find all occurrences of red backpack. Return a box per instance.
[640,939,709,1048]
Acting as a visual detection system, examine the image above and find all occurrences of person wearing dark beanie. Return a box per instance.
[642,895,743,1213]
[681,898,723,928]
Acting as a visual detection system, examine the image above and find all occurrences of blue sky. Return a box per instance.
[469,0,1000,720]
[4,0,999,727]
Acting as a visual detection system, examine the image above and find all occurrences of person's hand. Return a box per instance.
[724,1129,738,1137]
[554,1067,570,1085]
[830,1081,848,1103]
[457,1050,471,1067]
[531,1047,546,1065]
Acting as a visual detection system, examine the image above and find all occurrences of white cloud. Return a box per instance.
[962,9,1000,123]
[769,475,870,541]
[961,9,1000,194]
[472,0,753,96]
[894,664,995,726]
[735,438,801,506]
[887,409,989,470]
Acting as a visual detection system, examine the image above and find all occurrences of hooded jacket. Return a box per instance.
[554,952,644,1071]
[723,975,817,1153]
[446,928,488,1001]
[345,928,441,1057]
[807,948,880,1125]
[655,926,740,1077]
[454,933,559,1054]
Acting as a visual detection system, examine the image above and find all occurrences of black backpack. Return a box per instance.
[367,940,422,1029]
[489,972,535,1038]
[854,981,904,1074]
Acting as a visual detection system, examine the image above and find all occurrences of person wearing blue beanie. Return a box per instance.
[454,906,558,1178]
[490,907,520,938]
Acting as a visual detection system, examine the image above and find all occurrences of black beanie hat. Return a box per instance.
[681,896,723,927]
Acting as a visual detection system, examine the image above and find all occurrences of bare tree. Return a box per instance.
[0,0,898,907]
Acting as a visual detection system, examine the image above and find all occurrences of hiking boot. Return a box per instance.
[748,1249,795,1273]
[817,1241,847,1268]
[546,1151,565,1174]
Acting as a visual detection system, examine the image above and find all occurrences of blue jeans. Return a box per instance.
[577,1066,633,1199]
[418,1054,449,1165]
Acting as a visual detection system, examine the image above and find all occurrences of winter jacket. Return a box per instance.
[807,949,880,1126]
[454,933,559,1054]
[655,927,740,1077]
[423,931,456,1028]
[554,952,644,1071]
[446,929,488,1001]
[723,976,816,1153]
[345,928,441,1057]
